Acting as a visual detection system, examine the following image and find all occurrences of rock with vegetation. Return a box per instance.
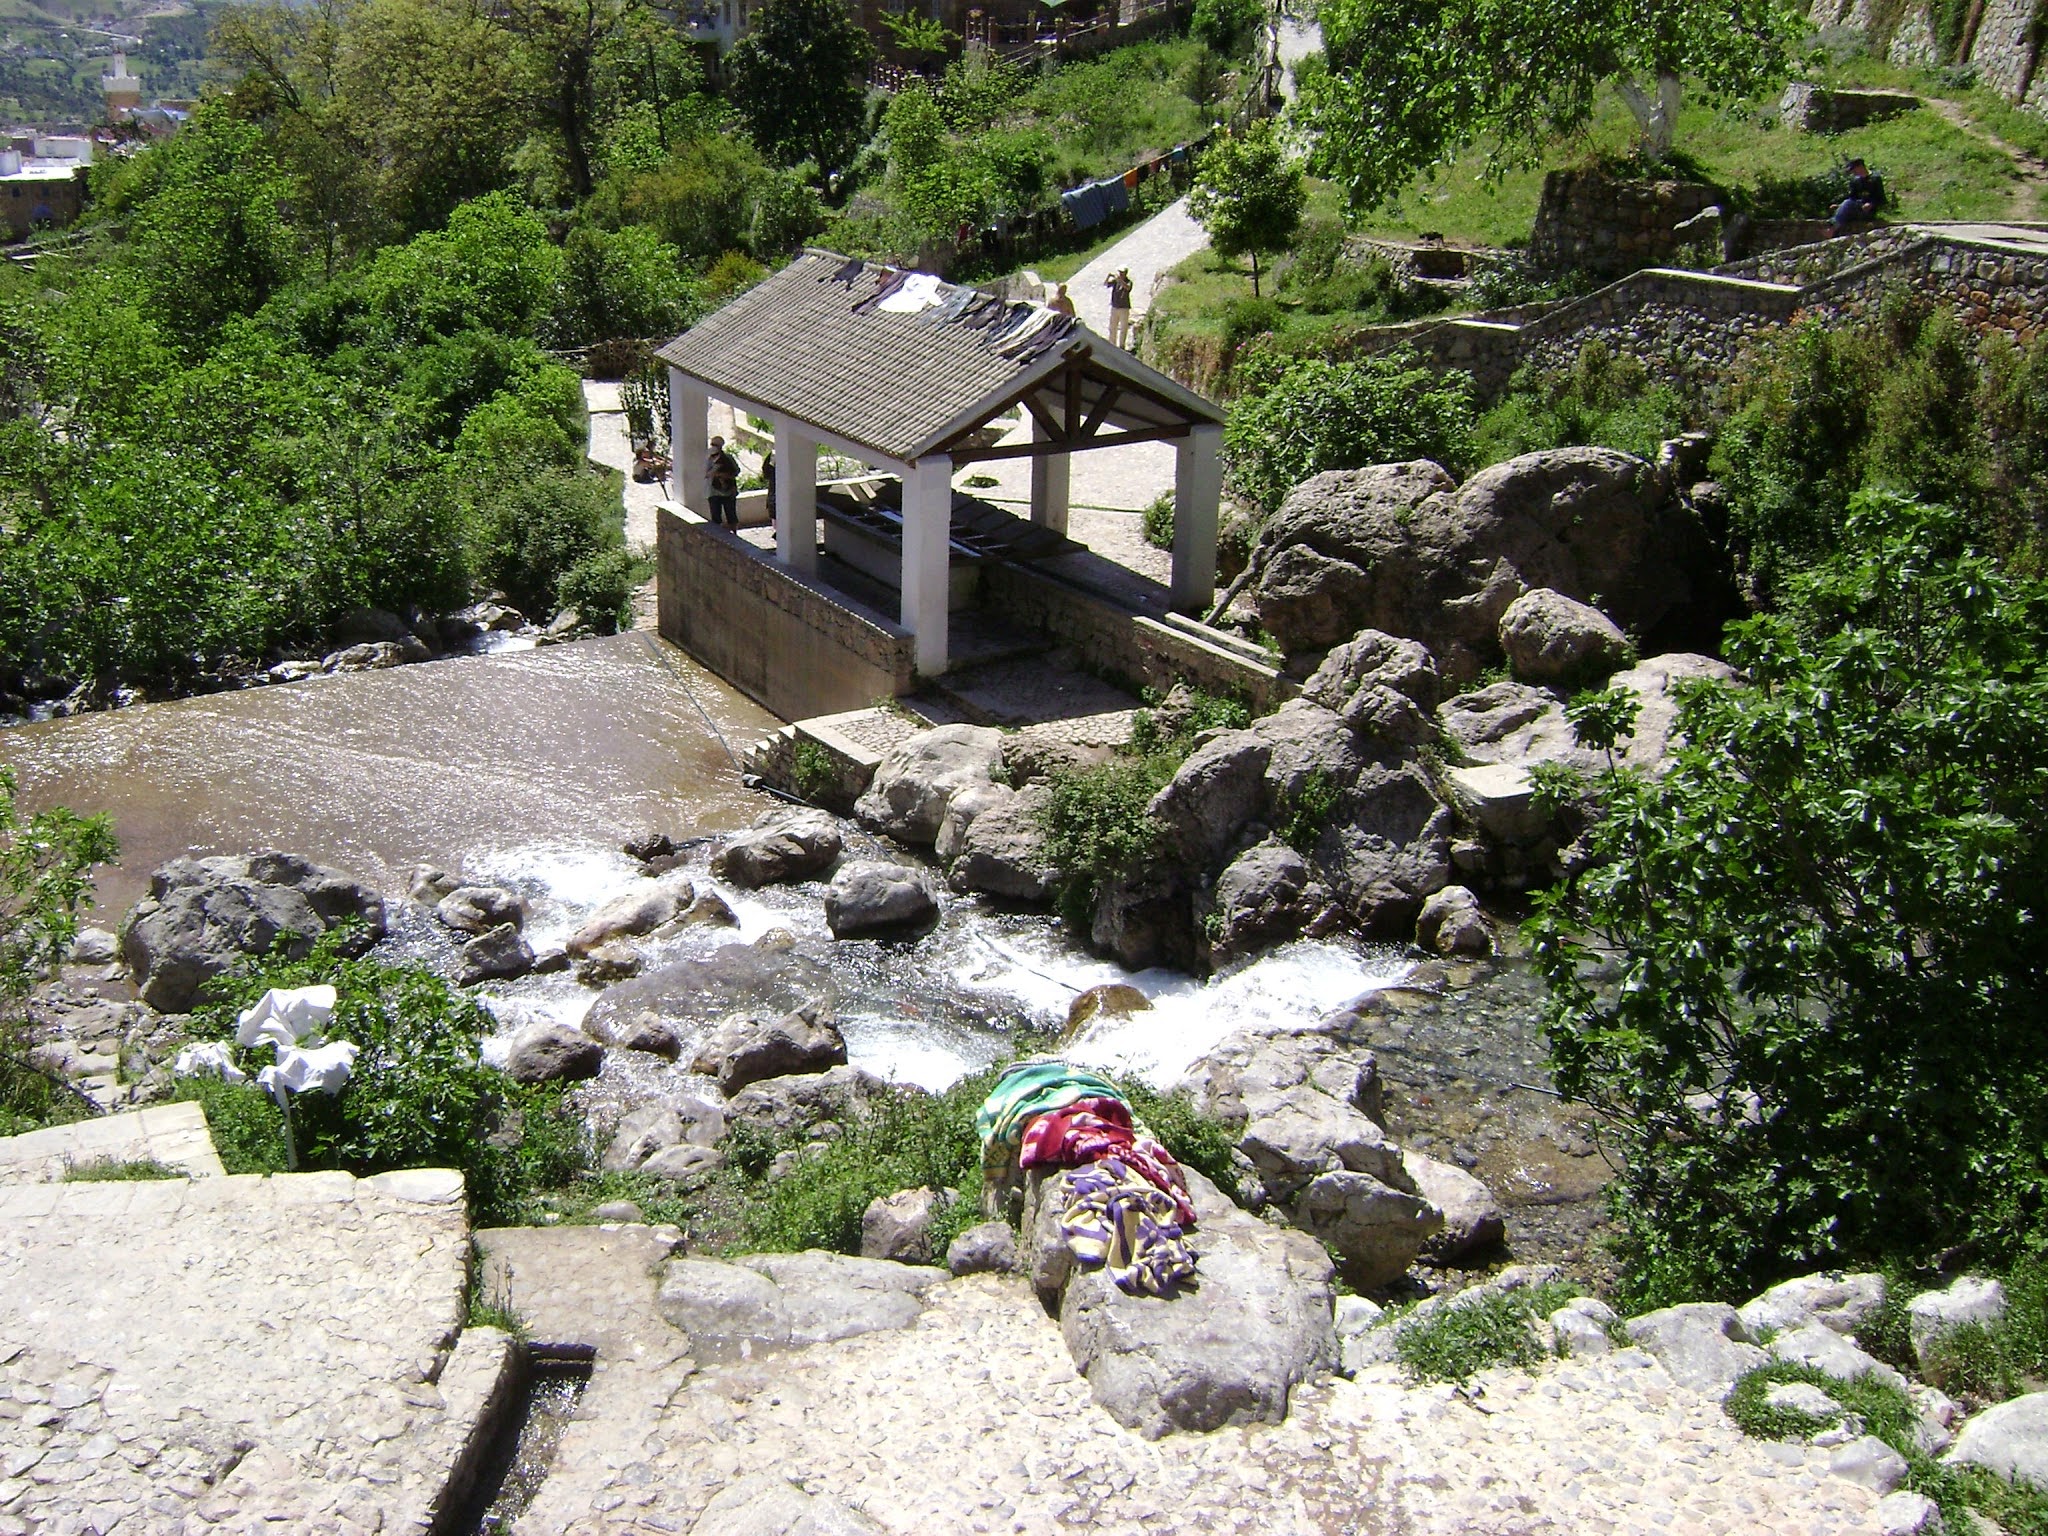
[691,1003,848,1094]
[504,1021,604,1084]
[1300,629,1442,748]
[853,725,1004,845]
[711,808,844,888]
[1908,1276,2007,1363]
[1498,588,1632,684]
[434,884,526,934]
[573,940,644,985]
[120,851,386,1012]
[1290,1170,1444,1287]
[1551,1296,1619,1357]
[824,861,940,938]
[723,1065,893,1137]
[603,1104,686,1172]
[1768,1322,1908,1392]
[1023,1167,1338,1439]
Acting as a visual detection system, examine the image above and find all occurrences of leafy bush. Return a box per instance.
[1143,493,1175,550]
[1278,769,1339,854]
[555,549,643,633]
[178,936,587,1226]
[1531,494,2048,1307]
[1725,1360,1916,1444]
[1471,341,1688,468]
[1391,1279,1581,1383]
[1224,347,1477,512]
[469,469,630,622]
[1039,758,1178,928]
[1191,0,1263,56]
[1713,296,2044,594]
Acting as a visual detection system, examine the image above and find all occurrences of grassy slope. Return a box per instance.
[1351,77,2024,249]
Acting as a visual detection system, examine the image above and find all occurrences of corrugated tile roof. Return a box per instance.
[655,250,1219,463]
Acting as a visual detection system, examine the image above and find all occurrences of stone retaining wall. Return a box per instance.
[980,561,1291,711]
[657,505,915,722]
[1527,170,1725,279]
[1969,0,2044,104]
[1803,234,2048,347]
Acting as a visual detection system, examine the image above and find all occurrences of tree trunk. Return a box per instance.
[1250,249,1261,297]
[1616,70,1683,160]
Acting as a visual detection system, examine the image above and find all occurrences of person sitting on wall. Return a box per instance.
[1831,158,1886,235]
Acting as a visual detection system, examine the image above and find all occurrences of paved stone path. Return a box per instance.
[0,1167,502,1535]
[497,1245,1885,1536]
[0,1101,223,1185]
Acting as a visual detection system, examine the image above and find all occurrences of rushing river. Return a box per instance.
[0,634,1610,1269]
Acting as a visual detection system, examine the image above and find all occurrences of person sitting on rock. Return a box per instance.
[1831,158,1886,234]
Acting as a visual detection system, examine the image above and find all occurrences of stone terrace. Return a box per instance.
[0,1163,505,1536]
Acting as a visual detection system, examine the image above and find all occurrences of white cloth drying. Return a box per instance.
[236,985,338,1051]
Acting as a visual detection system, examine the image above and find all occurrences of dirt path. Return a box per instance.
[1924,97,2048,221]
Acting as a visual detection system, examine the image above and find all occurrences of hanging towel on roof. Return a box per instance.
[976,1059,1127,1167]
[1058,1157,1197,1295]
[1168,144,1188,165]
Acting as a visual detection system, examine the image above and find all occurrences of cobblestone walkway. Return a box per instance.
[0,1102,223,1185]
[0,1168,503,1535]
[502,1258,1885,1536]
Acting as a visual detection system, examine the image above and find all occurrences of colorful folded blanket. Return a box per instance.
[976,1059,1128,1167]
[1058,1157,1197,1296]
[1020,1097,1196,1225]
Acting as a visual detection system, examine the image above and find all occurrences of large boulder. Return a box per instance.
[1247,449,1694,683]
[504,1022,604,1085]
[120,851,386,1012]
[945,784,1057,901]
[602,1104,686,1172]
[1737,1273,1888,1339]
[1208,840,1317,959]
[853,725,1004,845]
[1946,1391,2048,1491]
[860,1186,947,1265]
[1497,587,1632,684]
[566,879,693,957]
[581,938,836,1058]
[1402,1150,1506,1262]
[1290,1170,1443,1287]
[1625,1303,1768,1400]
[723,1065,894,1138]
[690,1003,847,1095]
[1025,1168,1337,1439]
[435,885,527,935]
[1415,884,1492,957]
[711,809,844,888]
[458,921,535,985]
[824,861,940,938]
[1440,652,1737,780]
[1909,1275,2007,1364]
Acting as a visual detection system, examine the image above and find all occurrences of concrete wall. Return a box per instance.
[656,505,914,723]
[980,562,1291,712]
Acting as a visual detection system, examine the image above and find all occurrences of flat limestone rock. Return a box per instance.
[1032,1169,1338,1439]
[656,1250,946,1359]
[1947,1390,2048,1492]
[1626,1302,1767,1401]
[690,1473,883,1536]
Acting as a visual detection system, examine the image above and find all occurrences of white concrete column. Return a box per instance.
[1170,423,1223,613]
[671,370,709,515]
[773,419,819,575]
[900,454,954,677]
[1027,417,1071,535]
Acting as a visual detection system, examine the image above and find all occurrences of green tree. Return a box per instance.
[127,107,302,352]
[1530,493,2048,1305]
[879,11,957,70]
[1223,347,1476,512]
[727,0,875,192]
[1191,0,1264,57]
[1301,0,1795,210]
[1188,123,1304,298]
